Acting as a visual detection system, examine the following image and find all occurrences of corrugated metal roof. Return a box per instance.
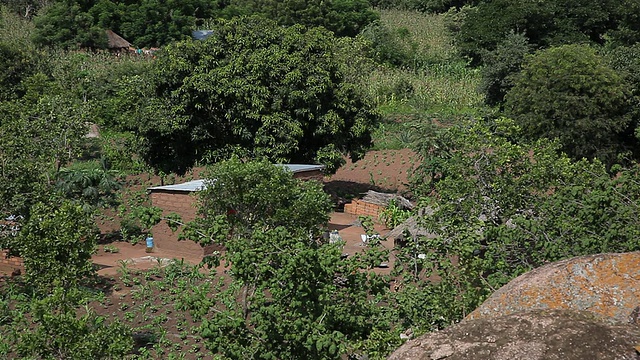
[275,164,325,173]
[148,180,207,192]
[192,30,214,40]
[148,164,324,192]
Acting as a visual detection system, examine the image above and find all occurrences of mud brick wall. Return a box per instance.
[0,250,23,270]
[344,199,385,220]
[149,170,323,259]
[150,191,205,258]
[293,170,324,182]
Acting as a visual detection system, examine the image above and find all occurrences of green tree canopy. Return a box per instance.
[505,44,635,164]
[479,31,532,106]
[181,158,388,359]
[32,0,214,49]
[455,0,640,63]
[0,43,37,101]
[192,158,333,245]
[125,17,379,174]
[7,200,97,292]
[215,0,379,38]
[92,0,215,48]
[605,43,640,141]
[409,117,640,321]
[0,95,88,217]
[32,0,108,49]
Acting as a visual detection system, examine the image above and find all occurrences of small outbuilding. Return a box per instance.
[147,164,324,258]
[105,30,134,53]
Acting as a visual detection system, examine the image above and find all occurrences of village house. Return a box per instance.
[147,164,324,258]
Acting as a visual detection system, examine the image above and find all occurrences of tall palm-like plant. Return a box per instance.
[55,158,121,210]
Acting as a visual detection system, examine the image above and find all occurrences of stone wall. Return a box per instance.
[0,250,23,273]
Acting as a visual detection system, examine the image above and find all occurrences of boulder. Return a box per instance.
[467,252,640,324]
[387,309,640,360]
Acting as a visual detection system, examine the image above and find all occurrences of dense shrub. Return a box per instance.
[479,31,532,106]
[455,0,640,63]
[126,17,379,174]
[505,44,635,165]
[219,0,380,37]
[409,117,640,321]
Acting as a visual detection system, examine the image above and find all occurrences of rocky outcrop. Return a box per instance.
[467,252,640,324]
[387,309,640,360]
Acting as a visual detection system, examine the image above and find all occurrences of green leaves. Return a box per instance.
[196,157,332,243]
[455,0,640,63]
[9,201,97,293]
[129,17,379,174]
[410,117,640,324]
[505,44,635,165]
[219,0,379,38]
[13,286,133,359]
[33,0,215,49]
[55,160,122,210]
[187,159,388,358]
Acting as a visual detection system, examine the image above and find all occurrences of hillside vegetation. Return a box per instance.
[1,0,640,358]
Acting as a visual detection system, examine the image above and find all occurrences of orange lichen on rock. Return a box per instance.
[466,252,640,324]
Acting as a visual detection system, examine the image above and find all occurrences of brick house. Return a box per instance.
[148,164,324,258]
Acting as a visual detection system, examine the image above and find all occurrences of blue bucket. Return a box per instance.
[145,236,154,248]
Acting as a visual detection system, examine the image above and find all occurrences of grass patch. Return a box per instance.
[365,10,486,150]
[378,9,458,65]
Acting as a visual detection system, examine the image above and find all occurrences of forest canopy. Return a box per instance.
[31,0,379,49]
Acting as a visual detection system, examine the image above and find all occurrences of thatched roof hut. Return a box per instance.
[105,30,132,51]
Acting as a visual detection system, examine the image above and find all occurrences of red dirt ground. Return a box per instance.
[92,149,416,274]
[0,149,418,359]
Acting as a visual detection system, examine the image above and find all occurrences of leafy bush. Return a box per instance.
[505,44,635,165]
[33,0,215,49]
[217,0,379,38]
[128,17,380,174]
[409,117,640,321]
[360,21,416,67]
[55,159,121,210]
[604,43,640,144]
[186,159,390,358]
[8,201,97,293]
[455,0,640,63]
[14,287,133,359]
[33,0,107,49]
[479,31,532,106]
[379,199,411,228]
